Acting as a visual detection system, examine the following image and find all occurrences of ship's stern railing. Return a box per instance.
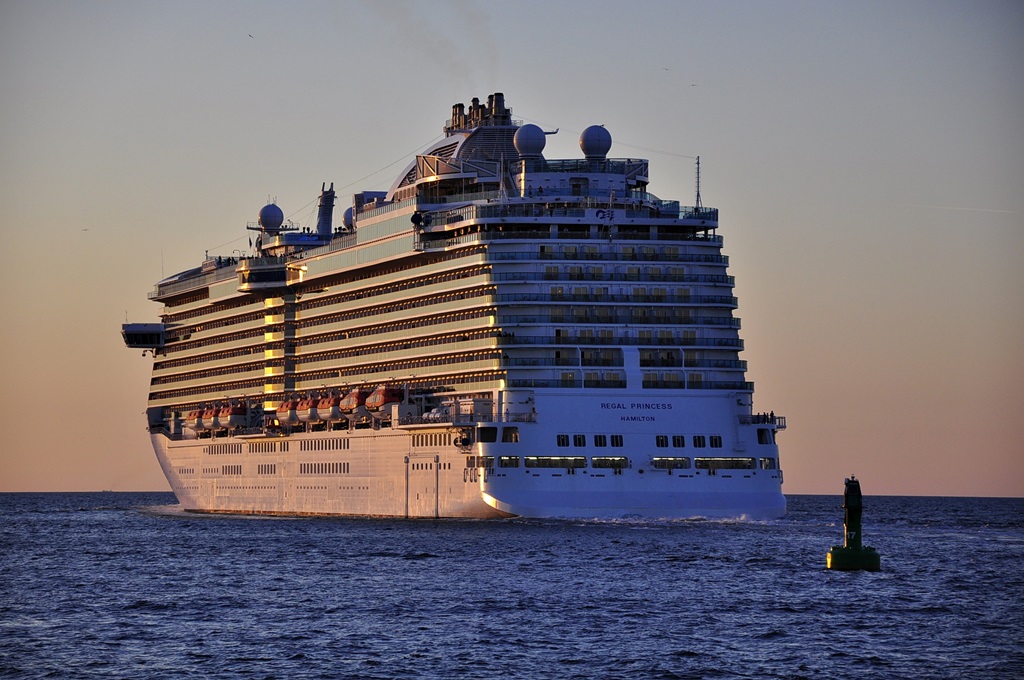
[740,413,786,430]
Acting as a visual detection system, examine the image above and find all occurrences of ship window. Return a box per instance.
[652,457,690,470]
[592,456,628,469]
[525,456,586,469]
[757,429,774,445]
[656,435,668,448]
[573,434,586,447]
[557,434,569,447]
[478,426,498,443]
[499,456,520,468]
[501,427,519,443]
[672,435,686,448]
[693,436,707,448]
[710,435,723,448]
[611,435,624,447]
[759,457,777,470]
[695,457,755,470]
[594,434,607,447]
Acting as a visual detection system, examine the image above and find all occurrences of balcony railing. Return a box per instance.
[497,335,744,349]
[499,313,741,328]
[491,271,734,286]
[740,413,787,429]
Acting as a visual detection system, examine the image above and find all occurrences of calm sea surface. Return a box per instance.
[1,493,1021,679]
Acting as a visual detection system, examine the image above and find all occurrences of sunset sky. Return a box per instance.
[1,1,1021,497]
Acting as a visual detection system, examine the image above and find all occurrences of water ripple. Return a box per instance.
[1,493,1022,679]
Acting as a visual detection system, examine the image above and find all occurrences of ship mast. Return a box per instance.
[695,155,703,210]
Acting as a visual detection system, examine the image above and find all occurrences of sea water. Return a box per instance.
[1,493,1021,679]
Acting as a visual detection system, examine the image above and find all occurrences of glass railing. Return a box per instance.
[494,292,735,305]
[149,265,238,299]
[486,250,727,264]
[417,229,723,251]
[642,380,754,391]
[420,201,716,226]
[497,335,744,349]
[498,313,740,328]
[491,271,734,285]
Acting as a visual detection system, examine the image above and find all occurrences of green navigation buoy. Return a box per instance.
[826,475,881,571]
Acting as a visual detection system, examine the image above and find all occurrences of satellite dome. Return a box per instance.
[580,125,612,159]
[514,124,546,158]
[343,206,354,229]
[258,203,284,231]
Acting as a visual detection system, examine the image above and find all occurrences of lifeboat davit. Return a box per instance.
[317,396,344,422]
[296,398,321,423]
[339,388,371,413]
[365,385,403,412]
[184,409,205,431]
[277,400,299,426]
[218,404,247,429]
[201,407,220,430]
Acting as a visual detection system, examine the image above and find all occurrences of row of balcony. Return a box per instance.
[486,251,727,265]
[498,335,744,349]
[506,378,752,390]
[498,314,741,328]
[505,357,747,370]
[417,227,722,251]
[500,292,737,306]
[429,200,716,225]
[492,271,734,285]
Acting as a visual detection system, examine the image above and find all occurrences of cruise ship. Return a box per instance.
[122,93,786,519]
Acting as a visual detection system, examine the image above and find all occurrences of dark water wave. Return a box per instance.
[1,493,1022,679]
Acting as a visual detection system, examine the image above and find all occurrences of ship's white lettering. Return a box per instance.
[600,402,672,411]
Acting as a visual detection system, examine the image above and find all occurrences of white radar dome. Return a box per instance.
[580,125,612,159]
[514,124,546,158]
[258,203,284,231]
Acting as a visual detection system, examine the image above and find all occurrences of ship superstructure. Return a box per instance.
[123,93,786,519]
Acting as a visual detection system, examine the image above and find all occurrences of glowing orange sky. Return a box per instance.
[1,1,1021,496]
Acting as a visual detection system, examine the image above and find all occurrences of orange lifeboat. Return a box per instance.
[296,398,321,423]
[277,400,299,426]
[317,396,344,422]
[201,407,219,430]
[339,388,370,413]
[365,385,402,412]
[184,409,205,430]
[218,404,247,429]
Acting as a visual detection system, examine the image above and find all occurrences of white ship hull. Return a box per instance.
[154,392,785,520]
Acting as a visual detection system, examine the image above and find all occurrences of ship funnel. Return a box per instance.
[317,182,336,238]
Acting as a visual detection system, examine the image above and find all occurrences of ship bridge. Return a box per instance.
[122,323,165,350]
